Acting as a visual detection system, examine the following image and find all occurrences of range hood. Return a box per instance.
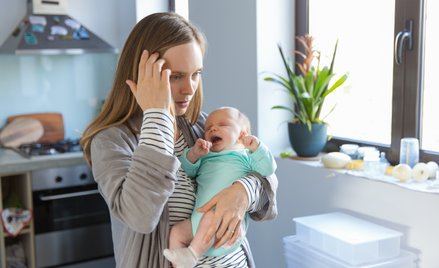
[0,0,118,55]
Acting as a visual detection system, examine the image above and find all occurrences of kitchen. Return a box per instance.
[0,0,132,267]
[1,0,439,268]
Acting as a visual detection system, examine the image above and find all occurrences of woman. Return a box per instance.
[80,12,277,268]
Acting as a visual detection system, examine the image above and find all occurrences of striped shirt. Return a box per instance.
[139,109,266,268]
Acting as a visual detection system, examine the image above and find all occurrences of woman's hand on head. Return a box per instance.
[197,182,249,248]
[126,50,174,113]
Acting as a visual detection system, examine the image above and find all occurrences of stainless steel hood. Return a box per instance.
[0,0,118,55]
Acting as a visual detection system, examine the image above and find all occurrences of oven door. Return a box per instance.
[33,184,113,267]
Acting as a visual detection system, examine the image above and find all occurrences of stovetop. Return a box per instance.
[18,138,82,157]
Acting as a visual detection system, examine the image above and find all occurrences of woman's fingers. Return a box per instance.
[229,223,241,245]
[197,196,216,213]
[213,218,240,248]
[138,50,149,82]
[199,199,219,243]
[199,183,249,248]
[125,79,137,95]
[213,213,241,248]
[161,68,173,113]
[160,68,171,87]
[130,50,172,112]
[144,52,160,79]
[153,58,166,80]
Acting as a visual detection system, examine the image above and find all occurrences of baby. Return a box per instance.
[164,106,276,268]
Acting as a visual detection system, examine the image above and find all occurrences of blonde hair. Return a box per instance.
[80,12,206,165]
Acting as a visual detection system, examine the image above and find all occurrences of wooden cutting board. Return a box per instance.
[7,113,64,143]
[0,118,44,147]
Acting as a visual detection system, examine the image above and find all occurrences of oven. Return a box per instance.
[31,164,113,267]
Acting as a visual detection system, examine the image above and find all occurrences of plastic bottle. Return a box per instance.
[363,150,380,177]
[379,152,390,175]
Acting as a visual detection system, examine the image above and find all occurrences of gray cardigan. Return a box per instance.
[90,114,278,268]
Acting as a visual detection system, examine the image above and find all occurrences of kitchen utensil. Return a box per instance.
[7,113,64,143]
[0,118,44,158]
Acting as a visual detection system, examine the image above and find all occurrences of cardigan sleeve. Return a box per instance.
[90,111,180,234]
[236,173,278,220]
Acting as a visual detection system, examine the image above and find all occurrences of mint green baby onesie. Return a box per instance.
[179,142,276,256]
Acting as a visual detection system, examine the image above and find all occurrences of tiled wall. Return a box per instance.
[0,54,118,139]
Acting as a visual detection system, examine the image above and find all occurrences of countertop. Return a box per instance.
[0,149,87,176]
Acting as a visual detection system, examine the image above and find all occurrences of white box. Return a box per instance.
[283,236,416,268]
[293,212,403,265]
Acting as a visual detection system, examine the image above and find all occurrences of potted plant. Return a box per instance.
[264,35,348,157]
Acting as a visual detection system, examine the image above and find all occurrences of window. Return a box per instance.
[296,0,438,164]
[421,1,439,152]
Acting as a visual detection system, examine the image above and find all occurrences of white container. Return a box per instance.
[293,212,403,265]
[283,236,416,268]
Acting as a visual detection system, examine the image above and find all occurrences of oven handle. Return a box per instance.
[39,189,100,201]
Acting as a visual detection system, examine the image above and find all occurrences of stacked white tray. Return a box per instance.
[283,212,417,268]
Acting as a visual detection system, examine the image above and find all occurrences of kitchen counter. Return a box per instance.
[0,149,87,176]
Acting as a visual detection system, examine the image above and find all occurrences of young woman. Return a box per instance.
[80,12,278,268]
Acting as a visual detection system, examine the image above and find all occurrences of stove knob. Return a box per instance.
[80,173,88,180]
[55,176,63,183]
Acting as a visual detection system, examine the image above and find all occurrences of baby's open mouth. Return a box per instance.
[210,136,222,144]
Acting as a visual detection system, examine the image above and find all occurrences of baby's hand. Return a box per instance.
[187,138,212,163]
[242,135,259,153]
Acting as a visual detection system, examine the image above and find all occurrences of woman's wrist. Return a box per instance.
[143,108,174,121]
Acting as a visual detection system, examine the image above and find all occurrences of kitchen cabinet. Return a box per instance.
[0,149,112,267]
[0,172,36,268]
[0,150,88,268]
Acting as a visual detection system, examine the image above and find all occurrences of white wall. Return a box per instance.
[135,0,169,22]
[67,0,129,49]
[256,0,293,156]
[189,0,259,128]
[189,1,439,267]
[189,0,291,154]
[0,0,27,46]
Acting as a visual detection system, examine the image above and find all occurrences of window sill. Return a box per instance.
[284,157,439,194]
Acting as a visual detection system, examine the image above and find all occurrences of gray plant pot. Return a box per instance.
[288,122,328,157]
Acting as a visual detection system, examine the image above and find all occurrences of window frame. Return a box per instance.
[295,0,438,165]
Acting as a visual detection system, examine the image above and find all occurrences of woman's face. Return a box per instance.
[162,41,203,116]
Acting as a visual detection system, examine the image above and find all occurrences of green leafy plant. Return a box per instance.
[264,35,348,130]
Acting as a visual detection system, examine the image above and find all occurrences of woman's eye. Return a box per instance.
[192,71,202,78]
[170,74,182,81]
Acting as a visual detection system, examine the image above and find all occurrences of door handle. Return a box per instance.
[394,19,414,65]
[39,189,100,201]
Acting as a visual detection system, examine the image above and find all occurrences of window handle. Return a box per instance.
[394,19,414,65]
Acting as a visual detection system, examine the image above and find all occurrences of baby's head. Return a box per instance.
[204,107,251,152]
